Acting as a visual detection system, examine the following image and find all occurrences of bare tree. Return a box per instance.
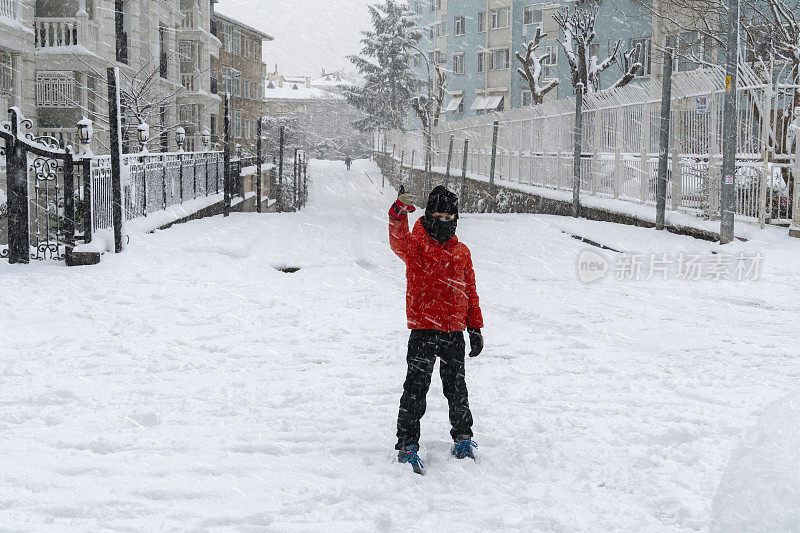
[515,27,560,105]
[554,5,642,93]
[431,63,448,127]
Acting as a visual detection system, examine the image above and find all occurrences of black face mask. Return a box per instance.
[422,213,458,242]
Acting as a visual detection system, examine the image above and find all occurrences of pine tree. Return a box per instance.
[345,0,423,132]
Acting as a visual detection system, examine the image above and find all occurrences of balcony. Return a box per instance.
[180,10,195,29]
[0,0,18,19]
[181,73,196,92]
[34,17,99,51]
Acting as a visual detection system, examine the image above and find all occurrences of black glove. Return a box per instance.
[467,327,483,357]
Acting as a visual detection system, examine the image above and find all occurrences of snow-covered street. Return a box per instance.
[2,159,800,531]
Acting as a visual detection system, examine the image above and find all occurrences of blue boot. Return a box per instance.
[451,435,477,460]
[398,444,424,475]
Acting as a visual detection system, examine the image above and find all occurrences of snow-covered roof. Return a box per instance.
[311,74,349,87]
[264,84,346,101]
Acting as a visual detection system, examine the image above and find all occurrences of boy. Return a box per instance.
[388,185,484,474]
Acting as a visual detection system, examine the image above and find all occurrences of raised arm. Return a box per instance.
[388,187,417,264]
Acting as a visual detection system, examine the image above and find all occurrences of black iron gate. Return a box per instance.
[1,108,82,264]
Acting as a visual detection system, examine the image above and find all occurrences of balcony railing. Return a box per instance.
[0,0,19,19]
[181,73,195,92]
[180,10,195,29]
[34,17,99,50]
[35,18,79,47]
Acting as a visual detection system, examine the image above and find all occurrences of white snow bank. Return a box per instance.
[711,391,800,532]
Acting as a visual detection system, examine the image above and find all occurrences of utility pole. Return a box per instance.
[720,0,740,243]
[256,117,262,213]
[488,121,499,213]
[656,39,675,230]
[107,67,124,252]
[223,92,231,217]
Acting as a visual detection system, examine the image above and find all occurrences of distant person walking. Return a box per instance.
[345,156,352,171]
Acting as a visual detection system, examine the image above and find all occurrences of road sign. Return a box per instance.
[725,76,732,92]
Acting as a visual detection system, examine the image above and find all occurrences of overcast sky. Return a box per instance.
[215,0,375,78]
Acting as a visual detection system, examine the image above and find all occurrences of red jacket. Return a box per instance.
[389,211,483,332]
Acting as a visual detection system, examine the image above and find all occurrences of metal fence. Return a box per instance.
[384,65,799,224]
[89,150,224,233]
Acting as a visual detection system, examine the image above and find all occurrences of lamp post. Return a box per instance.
[77,116,93,156]
[137,122,150,153]
[175,126,186,152]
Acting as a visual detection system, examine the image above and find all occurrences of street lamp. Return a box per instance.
[77,116,94,156]
[202,128,211,151]
[137,122,150,153]
[175,126,186,152]
[235,143,242,159]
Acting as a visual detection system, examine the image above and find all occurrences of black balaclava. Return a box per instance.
[422,185,459,242]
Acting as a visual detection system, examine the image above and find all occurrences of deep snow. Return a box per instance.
[1,159,800,531]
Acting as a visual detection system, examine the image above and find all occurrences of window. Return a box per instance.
[428,26,434,39]
[478,12,486,32]
[221,67,232,94]
[434,22,444,37]
[523,4,543,26]
[244,119,250,139]
[522,89,533,107]
[629,37,652,75]
[221,23,231,52]
[489,48,510,70]
[414,53,421,67]
[588,42,599,60]
[234,111,242,137]
[542,46,558,79]
[244,80,251,99]
[490,7,510,29]
[178,41,193,63]
[454,16,465,35]
[435,50,446,64]
[179,104,191,123]
[477,51,485,72]
[453,53,464,74]
[233,71,241,96]
[676,31,700,71]
[0,51,12,97]
[36,71,75,107]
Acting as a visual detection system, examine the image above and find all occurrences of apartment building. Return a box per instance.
[211,12,271,151]
[409,0,661,127]
[0,0,225,152]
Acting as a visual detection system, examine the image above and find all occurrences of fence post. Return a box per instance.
[398,150,404,188]
[488,120,499,213]
[178,152,184,203]
[573,84,584,217]
[223,93,231,216]
[445,135,454,189]
[107,67,123,253]
[82,160,92,243]
[656,41,674,230]
[671,148,682,210]
[591,147,599,195]
[6,108,30,263]
[293,148,298,209]
[460,138,469,204]
[410,149,415,186]
[63,150,76,251]
[256,118,262,213]
[613,145,621,198]
[790,142,800,238]
[640,147,648,203]
[278,126,284,212]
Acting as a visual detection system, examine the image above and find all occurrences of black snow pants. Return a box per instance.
[395,329,473,449]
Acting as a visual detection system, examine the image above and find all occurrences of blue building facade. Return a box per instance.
[408,0,659,129]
